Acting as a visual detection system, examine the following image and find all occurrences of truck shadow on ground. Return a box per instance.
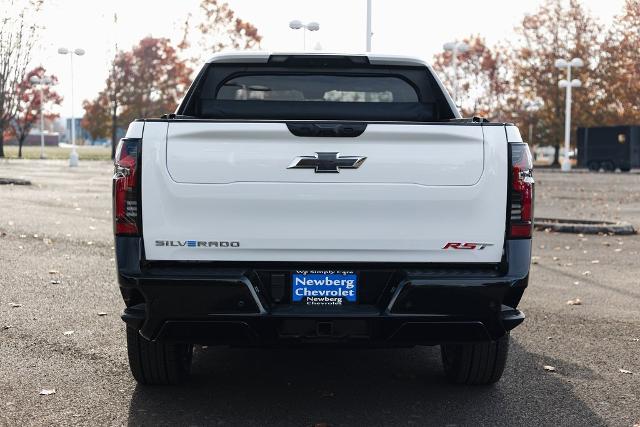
[127,339,603,426]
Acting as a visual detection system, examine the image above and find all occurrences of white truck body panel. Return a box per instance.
[141,121,508,263]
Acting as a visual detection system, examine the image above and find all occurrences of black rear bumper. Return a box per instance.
[116,238,530,346]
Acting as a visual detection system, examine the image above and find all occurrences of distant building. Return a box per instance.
[65,118,91,143]
[4,131,60,146]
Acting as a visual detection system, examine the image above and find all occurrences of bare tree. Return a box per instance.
[0,0,43,157]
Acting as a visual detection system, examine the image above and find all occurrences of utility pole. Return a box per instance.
[555,58,583,172]
[111,12,119,159]
[366,0,372,52]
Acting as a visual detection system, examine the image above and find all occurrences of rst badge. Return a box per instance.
[442,242,494,250]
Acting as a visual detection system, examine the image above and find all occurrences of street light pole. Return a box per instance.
[289,20,320,51]
[30,75,53,159]
[524,99,543,146]
[443,41,469,106]
[58,47,85,167]
[555,57,583,172]
[366,0,372,52]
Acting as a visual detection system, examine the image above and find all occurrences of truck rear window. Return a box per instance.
[180,60,455,122]
[217,75,419,103]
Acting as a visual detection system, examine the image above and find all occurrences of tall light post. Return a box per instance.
[58,47,85,167]
[524,99,543,145]
[366,0,372,52]
[443,41,469,106]
[555,57,583,172]
[29,75,53,160]
[289,20,320,51]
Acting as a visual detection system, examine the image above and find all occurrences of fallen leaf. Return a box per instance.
[97,312,107,316]
[582,271,591,276]
[2,325,12,330]
[63,330,74,336]
[8,302,22,308]
[591,260,600,264]
[543,365,556,372]
[48,270,59,274]
[39,389,56,396]
[552,256,560,261]
[566,298,582,306]
[619,369,633,375]
[50,280,61,285]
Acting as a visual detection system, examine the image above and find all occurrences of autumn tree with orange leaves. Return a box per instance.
[10,66,63,158]
[179,0,262,66]
[595,0,640,125]
[81,37,192,155]
[432,36,513,121]
[433,0,640,166]
[83,0,261,158]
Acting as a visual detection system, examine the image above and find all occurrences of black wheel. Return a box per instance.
[441,333,510,385]
[126,327,193,385]
[620,166,631,172]
[587,161,600,172]
[601,161,615,172]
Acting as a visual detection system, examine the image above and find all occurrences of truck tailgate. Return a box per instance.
[142,121,507,263]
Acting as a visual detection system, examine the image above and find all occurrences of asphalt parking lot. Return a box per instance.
[1,160,639,426]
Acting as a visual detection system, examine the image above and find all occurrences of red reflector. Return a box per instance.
[113,138,141,236]
[510,222,533,238]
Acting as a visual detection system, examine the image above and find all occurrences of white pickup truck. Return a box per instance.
[113,52,534,385]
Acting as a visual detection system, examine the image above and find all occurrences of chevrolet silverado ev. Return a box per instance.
[113,52,534,385]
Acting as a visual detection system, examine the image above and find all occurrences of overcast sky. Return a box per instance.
[34,0,626,117]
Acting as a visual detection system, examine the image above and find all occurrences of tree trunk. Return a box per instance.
[552,143,560,167]
[18,134,25,158]
[111,102,118,159]
[0,125,5,158]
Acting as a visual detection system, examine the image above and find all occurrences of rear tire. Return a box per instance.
[441,333,510,385]
[587,161,600,172]
[601,161,615,172]
[126,327,193,385]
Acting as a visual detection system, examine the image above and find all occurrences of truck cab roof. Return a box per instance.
[205,51,431,68]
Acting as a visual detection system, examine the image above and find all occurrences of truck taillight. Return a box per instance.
[113,138,141,235]
[509,143,534,239]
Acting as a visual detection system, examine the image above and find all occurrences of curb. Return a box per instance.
[534,217,636,235]
[0,177,31,186]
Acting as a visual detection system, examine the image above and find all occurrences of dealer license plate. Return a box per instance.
[291,270,358,306]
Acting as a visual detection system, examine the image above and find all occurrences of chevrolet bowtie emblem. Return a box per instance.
[287,152,367,173]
